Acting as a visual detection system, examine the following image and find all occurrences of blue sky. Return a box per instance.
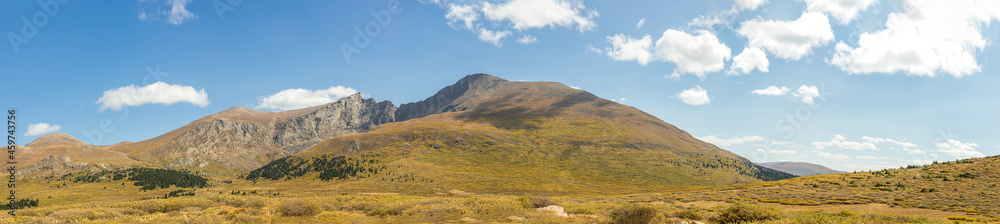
[3,0,999,171]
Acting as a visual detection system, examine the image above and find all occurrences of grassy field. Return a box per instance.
[0,174,995,223]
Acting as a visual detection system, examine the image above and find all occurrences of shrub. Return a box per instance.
[608,205,657,224]
[279,199,321,217]
[673,208,703,220]
[518,195,555,208]
[716,202,782,224]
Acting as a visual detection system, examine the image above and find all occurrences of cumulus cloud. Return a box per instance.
[828,0,1000,77]
[446,4,479,30]
[516,35,538,44]
[676,86,711,105]
[729,47,769,75]
[800,0,877,25]
[166,0,196,25]
[482,0,598,32]
[605,34,653,65]
[698,135,765,146]
[97,82,210,112]
[812,134,878,150]
[25,123,62,136]
[792,85,820,104]
[437,0,598,46]
[478,28,512,47]
[256,86,358,111]
[751,86,790,96]
[605,29,730,79]
[568,86,581,90]
[735,0,769,11]
[737,12,834,60]
[861,136,918,148]
[936,139,984,159]
[656,30,732,79]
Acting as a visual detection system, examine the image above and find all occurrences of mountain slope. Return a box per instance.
[65,93,394,172]
[759,161,843,176]
[246,74,795,194]
[3,133,141,177]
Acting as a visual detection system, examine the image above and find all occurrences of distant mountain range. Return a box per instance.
[758,161,844,176]
[7,74,796,193]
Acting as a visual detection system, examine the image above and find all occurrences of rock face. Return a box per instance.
[395,73,508,121]
[119,93,398,171]
[274,95,396,154]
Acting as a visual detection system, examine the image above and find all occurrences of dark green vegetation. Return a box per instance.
[0,198,39,210]
[53,168,208,190]
[242,155,386,182]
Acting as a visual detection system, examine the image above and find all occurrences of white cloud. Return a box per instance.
[446,4,479,30]
[256,86,358,111]
[165,0,196,25]
[605,34,653,65]
[689,14,727,27]
[812,134,878,150]
[735,0,769,11]
[676,86,711,105]
[437,0,597,46]
[861,136,918,148]
[729,47,769,75]
[857,155,879,160]
[815,151,850,160]
[655,30,732,79]
[585,44,603,54]
[604,29,731,79]
[478,28,512,47]
[97,82,209,112]
[568,86,581,90]
[636,18,646,29]
[516,35,538,44]
[902,148,926,154]
[138,9,149,21]
[751,86,791,96]
[792,85,820,104]
[936,139,984,159]
[698,135,765,146]
[25,123,61,137]
[800,0,877,25]
[737,12,834,60]
[828,0,1000,77]
[481,0,598,32]
[771,141,794,146]
[756,148,798,156]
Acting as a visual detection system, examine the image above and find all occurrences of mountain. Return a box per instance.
[3,133,139,177]
[107,93,396,171]
[246,74,795,194]
[758,161,843,176]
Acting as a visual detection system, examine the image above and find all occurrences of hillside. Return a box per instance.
[758,161,843,176]
[245,74,795,194]
[105,93,396,171]
[664,155,1000,219]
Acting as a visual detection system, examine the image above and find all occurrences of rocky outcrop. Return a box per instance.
[395,73,508,121]
[131,93,398,170]
[274,93,396,154]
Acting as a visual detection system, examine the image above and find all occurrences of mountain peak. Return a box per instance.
[395,74,510,121]
[26,133,90,148]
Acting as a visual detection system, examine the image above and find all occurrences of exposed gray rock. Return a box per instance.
[274,93,396,153]
[396,73,508,121]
